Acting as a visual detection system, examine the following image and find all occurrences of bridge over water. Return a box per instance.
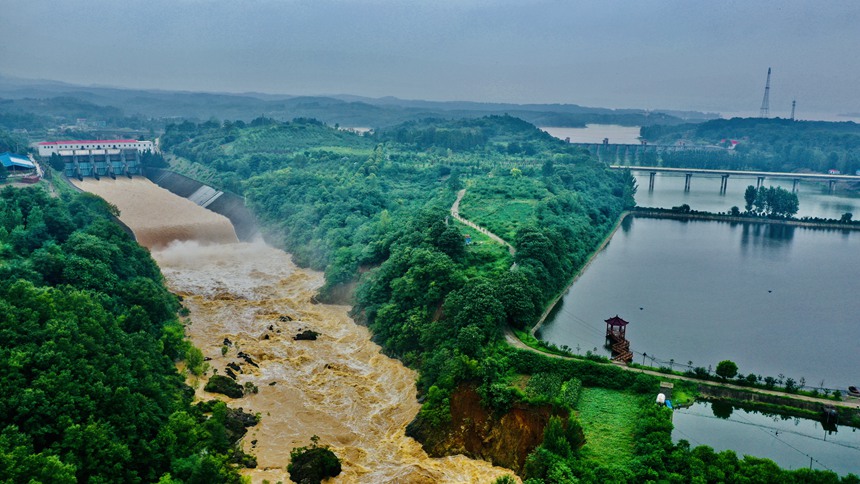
[610,165,860,193]
[570,142,724,164]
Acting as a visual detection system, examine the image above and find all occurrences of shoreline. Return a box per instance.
[631,208,860,231]
[529,206,860,336]
[529,211,629,336]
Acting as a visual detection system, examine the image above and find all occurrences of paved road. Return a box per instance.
[504,329,860,410]
[450,189,516,256]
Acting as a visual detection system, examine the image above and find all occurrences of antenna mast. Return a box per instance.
[790,100,796,121]
[759,67,771,118]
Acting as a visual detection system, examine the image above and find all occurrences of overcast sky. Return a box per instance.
[2,0,859,117]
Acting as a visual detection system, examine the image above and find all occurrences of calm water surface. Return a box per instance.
[540,216,860,390]
[633,171,860,220]
[541,124,641,144]
[673,401,860,475]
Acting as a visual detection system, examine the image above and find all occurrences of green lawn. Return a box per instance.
[455,221,514,276]
[459,197,537,241]
[577,387,638,466]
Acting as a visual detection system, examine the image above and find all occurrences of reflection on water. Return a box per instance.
[673,401,860,475]
[541,216,860,389]
[75,177,517,483]
[632,171,860,220]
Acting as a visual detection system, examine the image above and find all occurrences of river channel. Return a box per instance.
[73,178,516,483]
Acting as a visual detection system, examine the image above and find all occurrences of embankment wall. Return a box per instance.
[145,168,259,241]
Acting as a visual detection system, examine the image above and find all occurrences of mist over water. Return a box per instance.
[75,177,515,483]
[72,178,240,247]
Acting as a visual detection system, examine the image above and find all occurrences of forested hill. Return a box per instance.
[374,115,574,154]
[641,117,860,174]
[0,187,252,482]
[161,115,634,291]
[161,116,860,482]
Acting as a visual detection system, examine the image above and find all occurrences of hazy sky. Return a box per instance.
[2,0,859,117]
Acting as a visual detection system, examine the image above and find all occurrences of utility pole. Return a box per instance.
[759,67,771,118]
[790,100,796,121]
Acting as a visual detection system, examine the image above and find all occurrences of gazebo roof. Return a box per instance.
[605,315,629,326]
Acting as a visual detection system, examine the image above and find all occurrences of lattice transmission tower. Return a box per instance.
[759,67,771,118]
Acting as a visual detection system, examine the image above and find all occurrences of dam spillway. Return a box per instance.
[72,177,240,248]
[72,176,515,483]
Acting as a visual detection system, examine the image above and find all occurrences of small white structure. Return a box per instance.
[656,393,666,405]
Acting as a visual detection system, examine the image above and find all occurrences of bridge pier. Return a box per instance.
[829,179,836,193]
[720,174,729,195]
[756,176,765,188]
[649,171,656,192]
[792,178,799,192]
[684,173,692,192]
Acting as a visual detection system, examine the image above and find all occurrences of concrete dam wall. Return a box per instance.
[145,168,259,241]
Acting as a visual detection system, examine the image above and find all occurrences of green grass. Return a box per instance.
[455,221,514,276]
[669,379,698,407]
[168,156,223,187]
[457,175,550,241]
[577,387,638,466]
[459,197,537,241]
[512,329,574,357]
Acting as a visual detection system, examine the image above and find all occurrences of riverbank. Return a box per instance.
[529,211,630,337]
[505,328,860,428]
[74,177,519,483]
[632,207,860,231]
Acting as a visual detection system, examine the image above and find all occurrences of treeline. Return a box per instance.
[161,117,375,193]
[641,117,860,174]
[0,97,160,136]
[374,115,587,155]
[0,128,27,154]
[0,187,251,482]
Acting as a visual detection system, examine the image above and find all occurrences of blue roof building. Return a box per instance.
[0,152,36,170]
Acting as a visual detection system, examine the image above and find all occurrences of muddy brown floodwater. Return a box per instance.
[74,177,517,483]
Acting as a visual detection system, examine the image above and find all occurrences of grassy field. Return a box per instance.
[459,198,538,241]
[457,175,550,241]
[455,221,514,276]
[577,387,638,466]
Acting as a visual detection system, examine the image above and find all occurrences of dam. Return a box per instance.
[72,177,516,483]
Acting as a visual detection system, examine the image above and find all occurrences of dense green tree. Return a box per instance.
[744,185,757,212]
[716,360,739,380]
[287,436,341,484]
[0,187,249,482]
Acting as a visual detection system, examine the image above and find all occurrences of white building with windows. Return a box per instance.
[36,139,154,157]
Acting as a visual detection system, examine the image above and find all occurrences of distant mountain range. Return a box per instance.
[0,74,719,129]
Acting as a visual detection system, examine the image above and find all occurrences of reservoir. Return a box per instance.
[541,167,860,390]
[541,124,641,145]
[633,171,860,220]
[672,401,860,475]
[540,215,860,391]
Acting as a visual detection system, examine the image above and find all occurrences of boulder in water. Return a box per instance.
[294,329,320,341]
[204,375,244,398]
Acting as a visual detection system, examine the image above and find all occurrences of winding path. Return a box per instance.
[450,189,516,256]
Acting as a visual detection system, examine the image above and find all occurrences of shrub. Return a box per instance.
[288,436,341,484]
[204,375,244,398]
